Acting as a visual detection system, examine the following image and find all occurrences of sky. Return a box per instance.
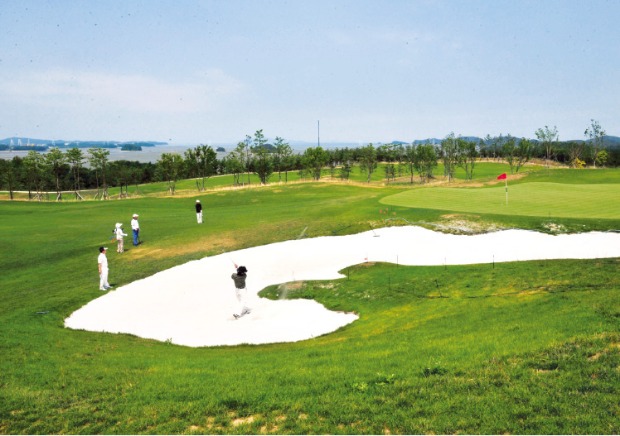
[0,0,618,146]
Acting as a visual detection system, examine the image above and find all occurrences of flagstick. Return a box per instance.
[505,177,508,205]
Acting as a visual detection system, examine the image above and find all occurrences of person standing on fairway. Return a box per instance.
[195,200,203,224]
[131,213,140,246]
[115,223,128,253]
[98,247,112,291]
[231,264,251,319]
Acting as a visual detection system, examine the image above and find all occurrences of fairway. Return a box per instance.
[2,174,620,434]
[381,182,620,219]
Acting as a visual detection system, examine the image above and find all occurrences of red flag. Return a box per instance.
[497,173,507,180]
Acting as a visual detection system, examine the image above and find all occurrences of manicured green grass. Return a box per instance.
[381,182,620,219]
[1,165,619,434]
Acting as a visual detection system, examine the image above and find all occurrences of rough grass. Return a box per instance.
[1,164,619,434]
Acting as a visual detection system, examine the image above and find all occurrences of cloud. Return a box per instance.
[0,68,245,114]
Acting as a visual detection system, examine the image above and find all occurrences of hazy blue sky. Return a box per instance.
[1,0,618,145]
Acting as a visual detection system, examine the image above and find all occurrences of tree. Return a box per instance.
[0,158,18,200]
[513,138,533,173]
[88,148,111,200]
[185,145,217,191]
[184,148,199,186]
[481,134,500,160]
[584,119,606,168]
[234,137,253,185]
[302,146,329,180]
[502,136,531,173]
[384,163,395,183]
[327,149,339,179]
[252,147,273,184]
[457,139,478,180]
[23,150,45,200]
[109,161,134,198]
[224,146,246,186]
[252,129,268,150]
[157,152,184,195]
[65,147,85,200]
[273,136,293,182]
[501,136,517,174]
[380,144,399,183]
[534,125,558,168]
[45,147,66,201]
[413,143,438,183]
[358,143,378,183]
[404,144,417,184]
[595,149,608,167]
[393,144,406,179]
[251,130,273,184]
[129,165,144,195]
[566,141,586,168]
[339,148,353,181]
[440,133,459,182]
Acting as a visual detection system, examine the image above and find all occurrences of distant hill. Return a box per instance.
[602,135,620,147]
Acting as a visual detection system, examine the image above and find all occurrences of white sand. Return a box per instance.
[65,226,620,347]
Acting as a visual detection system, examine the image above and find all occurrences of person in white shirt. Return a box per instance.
[98,247,111,291]
[115,223,128,253]
[131,214,140,246]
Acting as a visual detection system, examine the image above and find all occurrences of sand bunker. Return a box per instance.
[65,226,620,347]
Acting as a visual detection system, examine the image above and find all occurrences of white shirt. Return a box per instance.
[131,218,139,230]
[98,252,108,270]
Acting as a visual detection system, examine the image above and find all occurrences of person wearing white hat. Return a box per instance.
[114,223,128,253]
[131,214,140,246]
[98,247,112,291]
[195,200,203,224]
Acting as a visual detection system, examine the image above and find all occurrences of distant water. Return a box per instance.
[0,144,230,164]
[0,141,353,164]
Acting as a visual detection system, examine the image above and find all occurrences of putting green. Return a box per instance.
[381,182,620,219]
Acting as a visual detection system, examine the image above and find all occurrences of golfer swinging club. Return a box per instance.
[231,264,251,319]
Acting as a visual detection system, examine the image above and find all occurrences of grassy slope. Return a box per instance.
[1,164,619,434]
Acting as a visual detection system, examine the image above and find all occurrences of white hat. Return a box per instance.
[133,213,139,217]
[115,222,122,228]
[196,200,200,203]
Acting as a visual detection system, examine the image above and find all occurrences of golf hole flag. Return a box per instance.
[497,173,508,204]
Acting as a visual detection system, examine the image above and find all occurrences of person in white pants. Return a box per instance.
[195,200,203,224]
[115,223,128,253]
[231,265,250,318]
[98,247,111,291]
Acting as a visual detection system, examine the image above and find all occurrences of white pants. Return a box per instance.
[99,268,109,290]
[235,287,250,314]
[196,211,203,223]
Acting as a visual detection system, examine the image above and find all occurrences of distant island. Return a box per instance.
[0,137,167,152]
[120,144,142,151]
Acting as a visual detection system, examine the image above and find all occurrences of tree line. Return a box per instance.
[1,121,617,200]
